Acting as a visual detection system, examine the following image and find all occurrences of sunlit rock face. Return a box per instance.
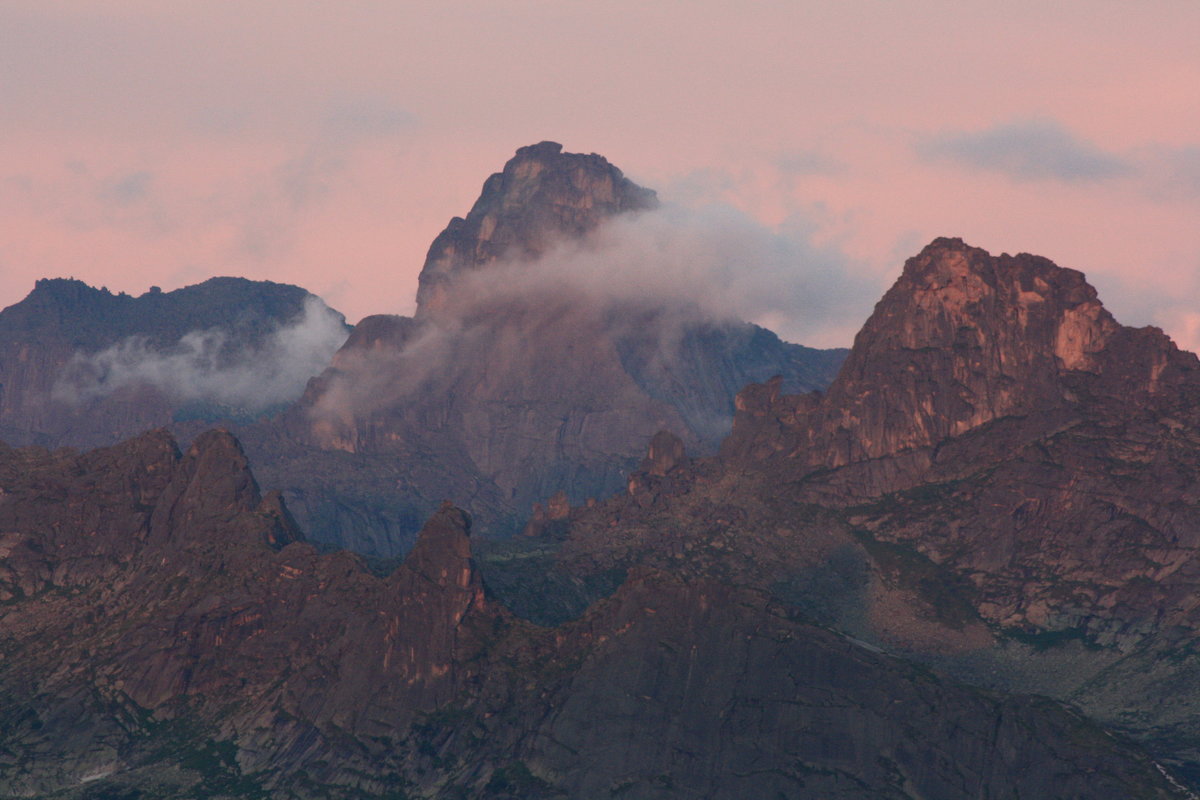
[822,237,1120,460]
[713,238,1200,645]
[504,235,1200,782]
[725,236,1179,478]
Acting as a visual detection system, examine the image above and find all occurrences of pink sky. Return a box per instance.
[2,2,1198,349]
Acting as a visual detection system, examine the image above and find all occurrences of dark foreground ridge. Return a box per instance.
[0,427,1181,798]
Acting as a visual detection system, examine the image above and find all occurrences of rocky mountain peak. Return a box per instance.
[148,429,302,551]
[415,141,658,314]
[858,236,1117,366]
[724,238,1146,475]
[815,238,1123,461]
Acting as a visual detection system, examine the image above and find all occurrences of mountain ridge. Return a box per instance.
[486,234,1200,782]
[5,219,1200,794]
[0,276,349,449]
[0,426,1183,798]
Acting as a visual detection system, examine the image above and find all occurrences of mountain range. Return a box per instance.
[2,144,1199,798]
[0,142,844,556]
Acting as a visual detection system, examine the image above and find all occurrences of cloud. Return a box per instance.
[917,119,1132,183]
[98,170,153,205]
[661,149,843,214]
[775,150,844,177]
[1138,144,1200,202]
[441,202,880,347]
[232,96,419,258]
[53,296,349,413]
[322,96,417,139]
[305,202,875,432]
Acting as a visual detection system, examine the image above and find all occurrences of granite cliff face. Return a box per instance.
[723,238,1136,470]
[0,430,1182,798]
[716,238,1200,640]
[242,143,845,554]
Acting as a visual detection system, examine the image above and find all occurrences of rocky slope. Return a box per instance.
[0,429,1182,798]
[0,277,348,449]
[243,143,845,555]
[480,237,1200,784]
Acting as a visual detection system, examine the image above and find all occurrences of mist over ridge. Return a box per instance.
[53,295,349,415]
[0,276,350,447]
[433,199,879,348]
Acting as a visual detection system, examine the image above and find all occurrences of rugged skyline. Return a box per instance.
[0,143,848,557]
[4,233,1199,797]
[2,3,1198,349]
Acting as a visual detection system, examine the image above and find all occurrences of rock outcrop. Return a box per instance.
[724,237,1145,470]
[713,238,1200,640]
[0,430,1182,798]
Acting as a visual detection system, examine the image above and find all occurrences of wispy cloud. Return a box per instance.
[322,96,417,139]
[1139,144,1200,202]
[473,203,879,347]
[53,296,349,413]
[266,96,419,214]
[917,119,1132,183]
[306,202,876,429]
[97,170,153,205]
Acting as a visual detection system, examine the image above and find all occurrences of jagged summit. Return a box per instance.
[726,237,1191,472]
[828,237,1121,456]
[415,141,659,314]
